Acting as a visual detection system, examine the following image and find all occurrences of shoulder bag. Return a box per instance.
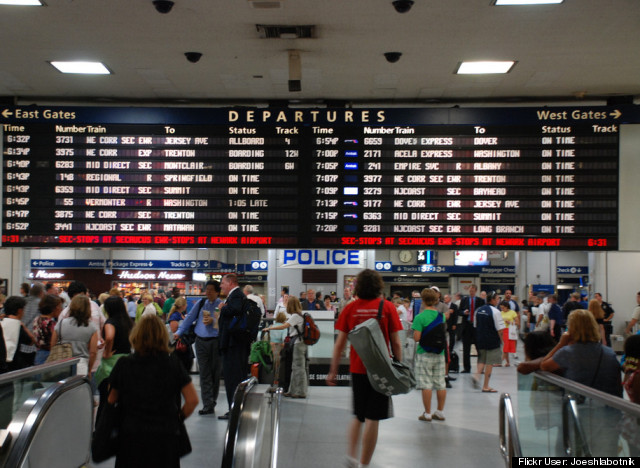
[45,321,73,363]
[348,299,415,396]
[91,401,121,462]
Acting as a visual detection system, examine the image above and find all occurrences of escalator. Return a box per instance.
[222,377,283,468]
[500,370,640,465]
[0,358,93,468]
[0,361,282,468]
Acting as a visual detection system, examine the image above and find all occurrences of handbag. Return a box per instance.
[177,412,192,457]
[91,402,121,462]
[175,337,190,354]
[348,299,415,396]
[45,321,73,363]
[508,323,518,341]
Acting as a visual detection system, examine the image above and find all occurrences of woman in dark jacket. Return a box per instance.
[108,315,198,467]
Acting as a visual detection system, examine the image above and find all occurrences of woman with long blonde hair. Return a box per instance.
[265,296,308,398]
[588,299,607,346]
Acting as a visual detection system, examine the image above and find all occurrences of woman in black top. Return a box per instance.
[108,315,198,467]
[103,296,133,358]
[96,296,133,421]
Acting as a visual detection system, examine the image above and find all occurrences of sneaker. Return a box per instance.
[432,410,446,421]
[418,412,432,422]
[344,456,359,468]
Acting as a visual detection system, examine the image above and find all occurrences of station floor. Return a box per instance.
[90,343,519,468]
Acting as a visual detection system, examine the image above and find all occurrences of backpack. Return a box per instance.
[419,312,447,353]
[229,297,262,342]
[295,312,321,345]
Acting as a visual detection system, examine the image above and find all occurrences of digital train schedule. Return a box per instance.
[0,106,623,249]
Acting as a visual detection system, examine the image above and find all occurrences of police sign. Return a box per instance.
[279,250,363,268]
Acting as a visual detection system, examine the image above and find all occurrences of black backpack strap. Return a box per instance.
[293,313,303,340]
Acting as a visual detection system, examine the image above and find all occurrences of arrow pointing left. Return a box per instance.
[2,109,13,118]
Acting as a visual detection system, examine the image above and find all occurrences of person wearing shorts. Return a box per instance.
[472,292,505,393]
[327,269,403,468]
[412,287,447,422]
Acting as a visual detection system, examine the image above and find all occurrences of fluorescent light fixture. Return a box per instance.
[50,61,111,75]
[494,0,563,4]
[456,61,515,74]
[0,0,43,4]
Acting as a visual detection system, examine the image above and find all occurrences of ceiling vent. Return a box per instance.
[249,0,283,8]
[256,25,316,39]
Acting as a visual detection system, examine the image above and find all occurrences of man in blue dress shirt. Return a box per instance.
[175,280,222,415]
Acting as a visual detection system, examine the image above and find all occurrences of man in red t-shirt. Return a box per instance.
[327,269,403,468]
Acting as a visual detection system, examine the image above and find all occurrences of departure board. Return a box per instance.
[0,105,628,249]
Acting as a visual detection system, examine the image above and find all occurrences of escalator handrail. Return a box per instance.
[268,386,283,468]
[0,357,81,386]
[3,375,91,467]
[221,376,259,468]
[562,394,593,457]
[534,370,640,416]
[499,392,522,466]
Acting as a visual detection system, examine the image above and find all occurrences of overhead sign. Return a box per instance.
[278,250,364,268]
[556,266,588,274]
[2,104,632,250]
[391,265,516,274]
[30,259,238,271]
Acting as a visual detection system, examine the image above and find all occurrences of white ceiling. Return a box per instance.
[0,0,638,106]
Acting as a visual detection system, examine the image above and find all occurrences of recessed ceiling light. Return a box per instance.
[50,61,111,75]
[456,61,516,74]
[494,0,563,5]
[0,0,44,4]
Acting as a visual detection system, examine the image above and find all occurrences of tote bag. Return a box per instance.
[348,299,415,396]
[45,321,73,363]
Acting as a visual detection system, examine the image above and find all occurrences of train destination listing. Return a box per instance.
[1,106,619,249]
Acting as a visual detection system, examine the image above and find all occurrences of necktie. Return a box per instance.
[470,297,475,322]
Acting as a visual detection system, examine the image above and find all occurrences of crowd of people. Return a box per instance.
[0,276,271,467]
[1,277,638,467]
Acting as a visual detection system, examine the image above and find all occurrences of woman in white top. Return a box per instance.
[273,294,289,318]
[51,294,99,376]
[265,296,308,398]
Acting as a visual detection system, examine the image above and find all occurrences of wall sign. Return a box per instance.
[279,249,363,268]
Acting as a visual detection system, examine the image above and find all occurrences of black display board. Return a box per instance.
[1,105,629,249]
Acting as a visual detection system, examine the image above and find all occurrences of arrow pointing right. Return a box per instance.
[1,109,13,118]
[610,109,622,119]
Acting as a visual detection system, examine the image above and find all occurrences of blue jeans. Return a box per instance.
[34,349,50,365]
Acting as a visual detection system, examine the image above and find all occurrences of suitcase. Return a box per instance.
[449,350,460,373]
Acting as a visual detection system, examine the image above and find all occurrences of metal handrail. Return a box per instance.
[0,357,80,385]
[2,375,91,467]
[499,393,522,467]
[562,394,593,457]
[534,370,640,417]
[269,386,283,468]
[221,376,259,468]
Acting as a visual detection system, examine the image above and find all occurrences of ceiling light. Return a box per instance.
[456,61,515,74]
[0,0,44,5]
[50,61,111,75]
[494,0,563,5]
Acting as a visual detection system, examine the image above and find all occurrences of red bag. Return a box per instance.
[175,338,189,353]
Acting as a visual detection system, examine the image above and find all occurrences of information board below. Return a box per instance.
[1,105,628,249]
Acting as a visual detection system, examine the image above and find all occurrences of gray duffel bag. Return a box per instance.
[348,299,416,396]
